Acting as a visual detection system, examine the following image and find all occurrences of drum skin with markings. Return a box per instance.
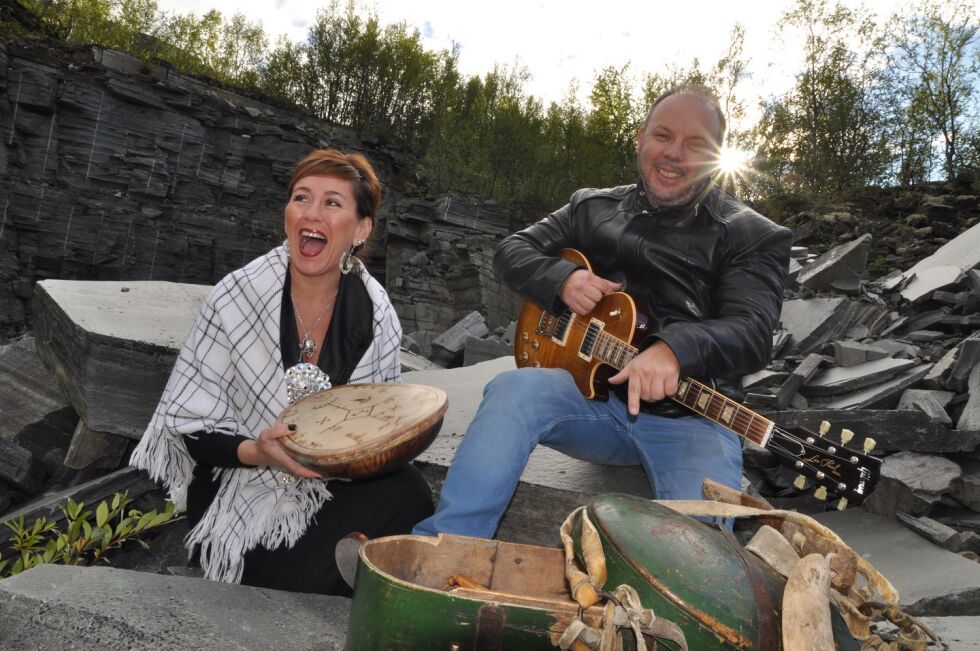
[278,383,447,479]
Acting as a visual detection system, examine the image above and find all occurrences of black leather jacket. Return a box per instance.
[494,182,792,409]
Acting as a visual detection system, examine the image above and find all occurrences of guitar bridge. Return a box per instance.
[538,310,572,347]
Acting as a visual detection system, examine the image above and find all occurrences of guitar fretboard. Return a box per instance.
[592,330,774,446]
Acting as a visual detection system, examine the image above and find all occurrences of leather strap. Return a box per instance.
[722,527,779,651]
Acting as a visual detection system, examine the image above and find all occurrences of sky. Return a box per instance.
[153,0,979,127]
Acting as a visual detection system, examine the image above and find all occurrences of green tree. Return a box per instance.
[587,65,641,187]
[890,0,979,180]
[755,0,893,198]
[214,12,267,86]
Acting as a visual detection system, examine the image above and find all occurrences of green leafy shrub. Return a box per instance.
[0,492,181,578]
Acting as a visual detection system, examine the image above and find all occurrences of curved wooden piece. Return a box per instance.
[278,383,447,479]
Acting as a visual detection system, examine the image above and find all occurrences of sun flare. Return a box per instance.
[716,147,753,175]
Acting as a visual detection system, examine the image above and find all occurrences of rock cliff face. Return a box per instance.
[0,37,520,335]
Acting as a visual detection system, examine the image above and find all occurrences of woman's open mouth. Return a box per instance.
[299,228,327,257]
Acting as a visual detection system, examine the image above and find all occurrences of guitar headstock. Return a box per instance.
[766,420,881,510]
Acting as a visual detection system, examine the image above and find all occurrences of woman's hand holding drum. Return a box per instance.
[238,423,322,479]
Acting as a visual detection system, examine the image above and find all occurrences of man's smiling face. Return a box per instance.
[635,93,721,206]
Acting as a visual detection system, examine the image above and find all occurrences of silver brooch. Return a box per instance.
[285,362,332,404]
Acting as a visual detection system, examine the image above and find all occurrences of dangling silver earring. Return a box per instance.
[341,239,365,275]
[282,238,290,260]
[340,245,354,274]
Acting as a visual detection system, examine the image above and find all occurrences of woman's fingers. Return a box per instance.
[254,424,323,479]
[264,423,297,440]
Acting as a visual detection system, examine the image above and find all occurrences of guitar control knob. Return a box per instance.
[519,352,529,363]
[532,361,541,368]
[814,486,828,501]
[531,340,540,350]
[521,332,529,342]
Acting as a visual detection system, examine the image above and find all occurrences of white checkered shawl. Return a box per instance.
[130,246,401,584]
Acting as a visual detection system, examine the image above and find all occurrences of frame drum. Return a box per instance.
[279,383,448,479]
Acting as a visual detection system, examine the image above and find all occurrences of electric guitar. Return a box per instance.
[514,249,881,508]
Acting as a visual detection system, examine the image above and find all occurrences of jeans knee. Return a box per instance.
[483,368,570,405]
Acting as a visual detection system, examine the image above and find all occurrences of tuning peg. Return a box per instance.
[814,486,828,501]
[819,420,830,436]
[793,475,807,490]
[863,437,877,453]
[840,428,854,445]
[836,497,849,511]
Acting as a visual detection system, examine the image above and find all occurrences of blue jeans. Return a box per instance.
[412,368,744,539]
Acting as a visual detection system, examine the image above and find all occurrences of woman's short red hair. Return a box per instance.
[288,149,381,221]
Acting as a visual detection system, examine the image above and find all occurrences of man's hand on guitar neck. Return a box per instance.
[559,269,622,315]
[608,341,681,416]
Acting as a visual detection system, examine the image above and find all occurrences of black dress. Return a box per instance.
[181,270,434,595]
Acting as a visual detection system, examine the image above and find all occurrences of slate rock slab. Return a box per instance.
[0,565,350,650]
[32,280,211,439]
[900,221,980,302]
[0,336,76,443]
[797,233,871,293]
[864,452,962,516]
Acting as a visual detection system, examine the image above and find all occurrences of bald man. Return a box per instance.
[414,85,791,539]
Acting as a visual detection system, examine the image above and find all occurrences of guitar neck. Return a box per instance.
[594,331,774,447]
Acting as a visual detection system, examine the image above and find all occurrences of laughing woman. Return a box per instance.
[131,149,433,595]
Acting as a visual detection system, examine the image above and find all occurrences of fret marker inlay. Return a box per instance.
[722,406,734,423]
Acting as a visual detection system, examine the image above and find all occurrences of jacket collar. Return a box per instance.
[631,177,724,219]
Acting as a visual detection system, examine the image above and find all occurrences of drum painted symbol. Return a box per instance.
[279,383,448,479]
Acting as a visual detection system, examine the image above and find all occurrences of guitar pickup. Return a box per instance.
[578,319,604,361]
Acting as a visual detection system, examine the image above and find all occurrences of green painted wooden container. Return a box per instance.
[575,493,859,650]
[344,494,860,650]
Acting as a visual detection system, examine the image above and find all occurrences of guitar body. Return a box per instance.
[514,249,645,400]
